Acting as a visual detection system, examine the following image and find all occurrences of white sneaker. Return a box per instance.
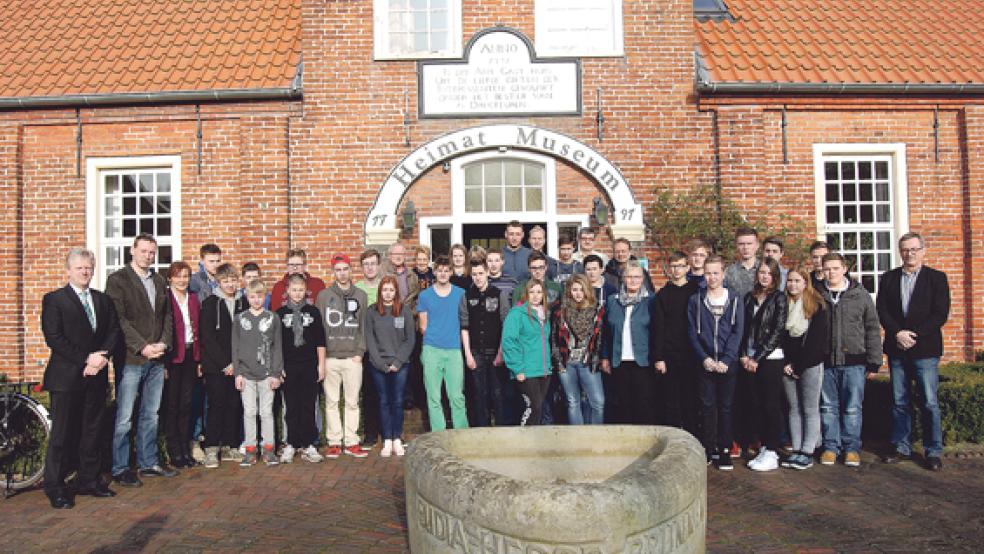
[393,439,405,457]
[280,445,296,464]
[301,445,324,463]
[190,441,205,463]
[381,439,393,457]
[747,447,769,470]
[750,449,779,472]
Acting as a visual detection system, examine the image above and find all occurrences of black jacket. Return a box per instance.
[876,265,950,359]
[741,289,788,362]
[200,294,247,374]
[781,304,831,375]
[41,285,120,392]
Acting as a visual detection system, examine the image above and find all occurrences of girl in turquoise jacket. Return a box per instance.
[501,279,551,426]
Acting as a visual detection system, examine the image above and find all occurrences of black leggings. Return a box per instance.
[165,355,198,458]
[284,361,319,448]
[516,376,550,426]
[204,372,241,448]
[755,359,786,451]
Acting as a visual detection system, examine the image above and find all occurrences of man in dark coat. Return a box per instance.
[41,248,120,508]
[877,232,950,471]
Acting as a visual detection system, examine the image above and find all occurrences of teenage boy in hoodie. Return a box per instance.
[232,279,284,466]
[655,251,700,433]
[189,243,222,302]
[818,253,882,468]
[277,274,327,464]
[200,263,248,468]
[271,248,327,312]
[316,254,370,459]
[687,255,744,471]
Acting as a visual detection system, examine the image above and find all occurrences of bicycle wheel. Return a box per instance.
[0,394,50,491]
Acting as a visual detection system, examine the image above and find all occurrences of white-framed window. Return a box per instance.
[463,158,545,213]
[420,151,587,256]
[86,155,182,288]
[813,143,908,294]
[373,0,462,60]
[535,0,624,57]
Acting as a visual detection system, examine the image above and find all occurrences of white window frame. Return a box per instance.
[535,0,624,57]
[373,0,463,60]
[420,151,588,256]
[813,143,908,295]
[86,155,182,289]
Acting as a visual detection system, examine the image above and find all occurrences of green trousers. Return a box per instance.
[421,345,469,431]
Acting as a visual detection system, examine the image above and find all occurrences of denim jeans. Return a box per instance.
[889,357,943,457]
[370,362,410,440]
[112,361,165,475]
[466,350,503,427]
[556,361,605,424]
[820,364,866,454]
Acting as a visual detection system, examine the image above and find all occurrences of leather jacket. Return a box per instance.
[742,289,787,362]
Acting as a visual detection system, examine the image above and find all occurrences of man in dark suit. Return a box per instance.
[877,232,950,471]
[41,248,120,508]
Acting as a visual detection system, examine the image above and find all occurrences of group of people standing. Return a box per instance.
[39,221,950,510]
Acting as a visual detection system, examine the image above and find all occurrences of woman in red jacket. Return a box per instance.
[165,261,201,469]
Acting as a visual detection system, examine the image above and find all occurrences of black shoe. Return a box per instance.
[76,483,116,498]
[715,451,734,471]
[926,456,943,471]
[47,495,74,509]
[112,470,143,488]
[882,451,911,464]
[139,464,179,478]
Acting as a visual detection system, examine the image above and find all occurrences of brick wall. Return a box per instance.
[0,1,982,381]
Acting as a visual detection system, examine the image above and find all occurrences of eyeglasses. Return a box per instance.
[529,265,546,271]
[901,247,923,255]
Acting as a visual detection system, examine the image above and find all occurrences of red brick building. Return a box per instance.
[1,0,982,379]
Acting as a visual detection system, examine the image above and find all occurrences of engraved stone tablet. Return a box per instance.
[419,27,581,118]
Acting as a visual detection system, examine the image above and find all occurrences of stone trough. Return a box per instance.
[404,425,706,553]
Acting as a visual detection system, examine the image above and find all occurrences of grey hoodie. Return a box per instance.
[232,309,284,380]
[316,283,368,359]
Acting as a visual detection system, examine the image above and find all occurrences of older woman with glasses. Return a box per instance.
[600,260,663,425]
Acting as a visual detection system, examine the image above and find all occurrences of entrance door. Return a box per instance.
[462,222,545,252]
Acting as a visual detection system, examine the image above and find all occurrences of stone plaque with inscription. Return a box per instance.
[418,27,581,118]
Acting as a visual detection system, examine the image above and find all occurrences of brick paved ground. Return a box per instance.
[2,433,982,553]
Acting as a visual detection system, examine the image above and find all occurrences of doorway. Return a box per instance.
[462,222,545,252]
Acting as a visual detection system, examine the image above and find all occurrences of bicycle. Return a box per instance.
[0,379,51,495]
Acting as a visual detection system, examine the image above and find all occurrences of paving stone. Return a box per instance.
[1,439,982,552]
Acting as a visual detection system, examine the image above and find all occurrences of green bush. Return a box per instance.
[863,362,984,446]
[648,185,815,267]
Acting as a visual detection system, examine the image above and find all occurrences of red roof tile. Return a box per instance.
[696,0,984,86]
[0,0,300,99]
